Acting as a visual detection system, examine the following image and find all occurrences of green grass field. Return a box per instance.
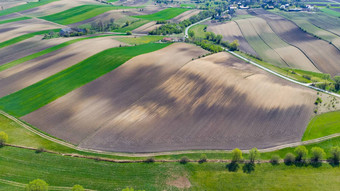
[320,7,340,17]
[0,146,340,191]
[0,16,31,25]
[303,111,340,141]
[0,43,169,117]
[134,8,189,21]
[180,3,195,8]
[116,36,164,45]
[0,29,60,49]
[0,0,58,17]
[0,34,124,72]
[113,19,150,33]
[40,5,130,25]
[189,24,207,38]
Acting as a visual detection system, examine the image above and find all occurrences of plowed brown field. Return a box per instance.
[171,10,201,23]
[0,37,123,97]
[132,21,162,34]
[208,21,258,56]
[250,9,340,76]
[23,45,316,152]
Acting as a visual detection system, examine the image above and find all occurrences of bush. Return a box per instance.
[144,157,155,163]
[180,156,189,164]
[0,131,8,147]
[226,162,239,172]
[35,146,46,153]
[242,162,255,174]
[199,154,207,163]
[270,155,280,165]
[311,147,325,163]
[294,146,308,162]
[25,179,48,191]
[284,153,295,165]
[126,31,132,35]
[72,185,84,191]
[231,148,243,163]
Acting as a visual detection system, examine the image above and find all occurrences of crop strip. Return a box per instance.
[0,16,31,25]
[0,0,59,17]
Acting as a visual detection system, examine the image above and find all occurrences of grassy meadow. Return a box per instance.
[113,19,149,33]
[134,8,189,21]
[40,5,130,25]
[189,24,207,38]
[0,43,170,117]
[116,36,164,45]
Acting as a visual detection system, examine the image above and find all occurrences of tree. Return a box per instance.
[0,131,8,146]
[284,153,295,165]
[311,147,325,163]
[126,31,132,35]
[199,154,207,163]
[215,34,223,44]
[25,179,48,191]
[232,148,243,163]
[72,185,84,191]
[229,40,239,51]
[249,148,260,164]
[125,21,130,27]
[294,146,308,162]
[188,30,195,38]
[180,156,189,164]
[330,146,340,164]
[334,76,340,91]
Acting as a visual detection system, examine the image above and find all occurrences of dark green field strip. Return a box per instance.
[40,5,130,25]
[0,16,31,25]
[134,8,189,21]
[0,43,170,117]
[0,34,123,72]
[0,0,59,17]
[0,29,60,49]
[113,19,149,33]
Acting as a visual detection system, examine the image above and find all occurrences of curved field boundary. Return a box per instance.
[0,16,31,25]
[1,109,340,157]
[40,5,130,25]
[0,34,123,72]
[0,0,59,17]
[0,28,60,49]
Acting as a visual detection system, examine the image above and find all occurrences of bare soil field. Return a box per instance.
[208,21,258,56]
[132,21,162,34]
[170,9,201,23]
[19,0,100,17]
[0,19,59,43]
[23,47,316,152]
[248,17,319,72]
[0,0,29,10]
[22,43,208,147]
[0,35,73,64]
[0,36,123,97]
[250,9,340,76]
[0,12,21,21]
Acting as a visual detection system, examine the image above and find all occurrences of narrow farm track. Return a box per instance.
[1,110,340,157]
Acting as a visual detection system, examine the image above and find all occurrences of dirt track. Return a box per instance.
[23,45,316,153]
[250,9,340,76]
[208,21,258,56]
[0,37,123,97]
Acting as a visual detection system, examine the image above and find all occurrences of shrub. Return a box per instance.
[126,31,132,35]
[199,154,207,163]
[270,155,280,165]
[180,156,189,164]
[242,162,255,174]
[231,148,243,163]
[330,146,340,165]
[294,146,308,162]
[0,131,8,147]
[72,185,84,191]
[226,162,239,172]
[35,146,46,153]
[284,153,295,165]
[25,179,48,191]
[144,157,155,163]
[311,147,325,163]
[249,148,260,164]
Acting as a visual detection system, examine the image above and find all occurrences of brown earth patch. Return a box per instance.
[23,49,316,153]
[171,9,201,23]
[208,21,258,56]
[132,21,162,34]
[0,36,123,97]
[167,176,191,189]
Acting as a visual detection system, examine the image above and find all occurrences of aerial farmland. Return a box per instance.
[0,0,340,190]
